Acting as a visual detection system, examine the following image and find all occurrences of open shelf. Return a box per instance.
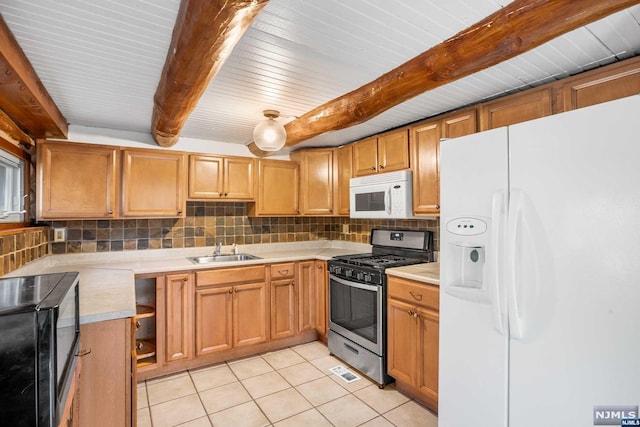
[135,304,155,319]
[135,340,156,361]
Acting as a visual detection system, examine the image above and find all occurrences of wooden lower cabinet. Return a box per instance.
[195,266,268,355]
[165,273,194,363]
[78,318,133,427]
[314,260,328,340]
[195,285,233,355]
[270,262,296,340]
[297,261,316,333]
[233,281,269,347]
[387,276,439,412]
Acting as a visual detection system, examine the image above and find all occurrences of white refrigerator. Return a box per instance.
[438,95,640,427]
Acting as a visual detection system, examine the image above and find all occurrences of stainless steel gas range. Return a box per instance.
[327,229,434,387]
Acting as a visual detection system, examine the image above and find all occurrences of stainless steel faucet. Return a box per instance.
[214,242,222,256]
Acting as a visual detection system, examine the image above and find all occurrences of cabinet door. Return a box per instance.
[387,298,417,385]
[335,145,352,216]
[37,142,118,219]
[195,286,233,355]
[411,121,440,216]
[233,282,268,347]
[270,279,296,339]
[314,260,328,338]
[298,149,334,215]
[479,87,552,130]
[188,155,224,199]
[122,150,186,217]
[224,157,255,199]
[353,137,379,176]
[442,108,477,139]
[297,261,316,333]
[561,57,640,111]
[378,129,410,172]
[79,318,132,427]
[417,306,439,410]
[254,159,299,215]
[165,273,193,362]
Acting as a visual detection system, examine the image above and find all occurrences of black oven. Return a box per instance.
[0,272,80,426]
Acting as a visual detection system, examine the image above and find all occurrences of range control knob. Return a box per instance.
[363,273,372,283]
[356,271,364,281]
[345,269,353,278]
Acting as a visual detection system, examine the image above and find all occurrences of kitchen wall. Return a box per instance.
[43,202,439,255]
[0,227,50,276]
[0,202,438,275]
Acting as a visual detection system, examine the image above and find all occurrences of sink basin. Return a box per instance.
[187,254,262,264]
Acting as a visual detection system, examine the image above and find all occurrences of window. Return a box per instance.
[0,148,26,223]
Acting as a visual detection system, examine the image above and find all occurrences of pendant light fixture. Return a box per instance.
[253,109,286,151]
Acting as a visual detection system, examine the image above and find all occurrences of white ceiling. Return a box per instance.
[1,0,640,152]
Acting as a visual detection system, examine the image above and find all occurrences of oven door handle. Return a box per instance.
[329,274,379,292]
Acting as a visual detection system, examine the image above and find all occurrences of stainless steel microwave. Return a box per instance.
[349,169,419,219]
[0,272,80,426]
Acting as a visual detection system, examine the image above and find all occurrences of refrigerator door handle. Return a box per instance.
[490,191,507,335]
[507,190,526,339]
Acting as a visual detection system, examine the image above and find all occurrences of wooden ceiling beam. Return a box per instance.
[248,0,638,154]
[0,107,34,147]
[0,15,68,140]
[152,0,269,147]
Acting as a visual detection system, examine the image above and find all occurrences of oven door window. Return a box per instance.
[330,278,378,344]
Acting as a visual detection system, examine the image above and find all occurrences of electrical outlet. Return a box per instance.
[342,224,350,234]
[53,227,67,242]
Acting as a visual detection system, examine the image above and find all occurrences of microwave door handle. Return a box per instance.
[385,186,392,214]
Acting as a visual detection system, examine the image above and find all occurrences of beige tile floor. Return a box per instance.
[137,341,438,427]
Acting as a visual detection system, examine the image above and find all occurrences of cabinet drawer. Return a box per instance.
[196,265,265,287]
[270,263,295,279]
[387,277,439,311]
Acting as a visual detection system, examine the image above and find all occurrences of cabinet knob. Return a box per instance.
[435,204,440,209]
[224,192,228,197]
[379,165,385,169]
[135,320,141,330]
[370,166,376,170]
[177,210,183,215]
[407,310,414,317]
[278,269,289,276]
[107,209,113,215]
[228,289,233,294]
[183,277,188,282]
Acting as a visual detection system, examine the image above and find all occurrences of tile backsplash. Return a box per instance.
[45,202,439,255]
[0,227,50,276]
[1,202,438,275]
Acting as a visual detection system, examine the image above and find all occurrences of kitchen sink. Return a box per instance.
[187,253,262,264]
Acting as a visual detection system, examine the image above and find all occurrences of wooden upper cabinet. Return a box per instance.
[335,145,352,216]
[292,148,334,215]
[37,141,118,219]
[411,121,440,216]
[353,128,410,176]
[353,137,378,176]
[378,129,410,172]
[560,56,640,111]
[188,155,254,200]
[480,87,552,130]
[122,149,186,217]
[251,159,299,216]
[411,109,476,216]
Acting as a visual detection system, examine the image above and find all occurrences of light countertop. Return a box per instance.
[5,241,370,324]
[386,262,440,285]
